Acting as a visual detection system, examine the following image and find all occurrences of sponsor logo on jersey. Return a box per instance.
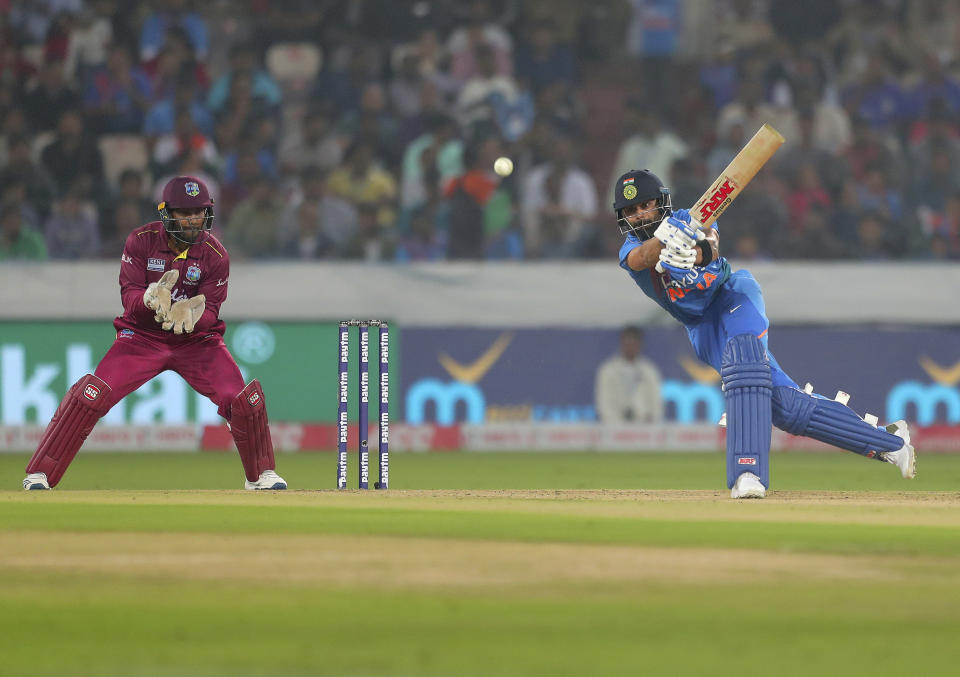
[185,182,200,197]
[83,384,101,401]
[737,457,757,465]
[147,258,166,272]
[117,329,135,339]
[121,254,133,265]
[185,265,201,283]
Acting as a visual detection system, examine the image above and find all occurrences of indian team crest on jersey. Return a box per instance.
[185,181,200,197]
[185,265,201,283]
[622,176,637,200]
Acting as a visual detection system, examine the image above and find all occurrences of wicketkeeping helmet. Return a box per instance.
[158,175,215,245]
[613,169,672,241]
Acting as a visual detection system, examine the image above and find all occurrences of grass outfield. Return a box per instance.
[1,452,959,676]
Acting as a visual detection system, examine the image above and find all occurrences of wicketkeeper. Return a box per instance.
[23,176,286,490]
[614,169,915,498]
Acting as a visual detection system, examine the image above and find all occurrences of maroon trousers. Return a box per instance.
[95,331,245,420]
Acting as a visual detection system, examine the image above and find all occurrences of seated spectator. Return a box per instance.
[395,205,447,262]
[840,52,905,135]
[455,43,520,130]
[207,43,281,118]
[594,326,662,424]
[280,201,327,258]
[112,168,159,225]
[514,19,575,96]
[140,0,209,63]
[339,201,395,261]
[327,141,398,231]
[857,166,903,221]
[522,132,598,258]
[99,199,142,258]
[921,190,960,260]
[143,70,214,139]
[65,6,114,78]
[855,210,897,260]
[278,103,345,175]
[40,109,106,200]
[0,201,47,261]
[278,166,355,252]
[792,79,852,154]
[223,176,283,259]
[44,182,101,259]
[439,135,503,260]
[610,102,688,191]
[784,206,848,260]
[447,0,513,84]
[0,134,58,222]
[83,43,152,134]
[787,163,833,231]
[903,51,960,122]
[152,107,220,178]
[335,83,403,169]
[21,58,77,132]
[144,25,210,103]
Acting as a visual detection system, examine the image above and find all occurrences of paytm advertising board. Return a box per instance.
[402,326,960,426]
[2,322,958,427]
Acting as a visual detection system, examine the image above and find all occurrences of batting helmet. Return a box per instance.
[612,169,672,241]
[157,176,215,245]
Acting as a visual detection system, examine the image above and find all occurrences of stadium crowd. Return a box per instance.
[1,0,958,262]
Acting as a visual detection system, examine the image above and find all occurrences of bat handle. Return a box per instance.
[655,261,664,273]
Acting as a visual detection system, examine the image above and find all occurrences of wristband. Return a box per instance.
[697,239,714,265]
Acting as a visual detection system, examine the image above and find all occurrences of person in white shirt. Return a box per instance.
[594,325,663,423]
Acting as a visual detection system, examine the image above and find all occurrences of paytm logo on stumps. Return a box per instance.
[406,379,485,424]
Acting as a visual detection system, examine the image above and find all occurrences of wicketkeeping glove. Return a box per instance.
[161,295,206,334]
[143,270,179,321]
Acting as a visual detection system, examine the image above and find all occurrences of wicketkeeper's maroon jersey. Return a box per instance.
[115,222,229,340]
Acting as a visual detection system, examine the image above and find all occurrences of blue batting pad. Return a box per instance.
[721,334,772,489]
[771,386,902,457]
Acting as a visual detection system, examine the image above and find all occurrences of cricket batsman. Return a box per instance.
[23,176,286,491]
[614,169,915,498]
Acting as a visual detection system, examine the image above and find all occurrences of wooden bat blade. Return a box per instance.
[691,123,784,229]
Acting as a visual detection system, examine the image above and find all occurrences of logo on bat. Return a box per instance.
[83,384,101,401]
[697,178,739,222]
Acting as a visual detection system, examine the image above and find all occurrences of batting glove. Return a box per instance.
[653,215,701,249]
[659,243,697,271]
[143,270,178,321]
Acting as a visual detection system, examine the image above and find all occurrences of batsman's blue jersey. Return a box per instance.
[618,226,797,389]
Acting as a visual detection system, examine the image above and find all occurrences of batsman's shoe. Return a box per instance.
[731,472,766,499]
[244,469,287,490]
[23,472,50,490]
[879,420,916,479]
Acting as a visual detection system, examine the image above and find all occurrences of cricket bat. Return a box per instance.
[690,123,785,231]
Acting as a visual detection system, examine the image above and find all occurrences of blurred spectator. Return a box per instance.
[515,19,575,96]
[843,116,902,185]
[0,34,38,89]
[441,134,509,260]
[903,51,960,122]
[921,190,960,260]
[395,205,447,262]
[218,146,265,220]
[856,165,903,222]
[787,163,833,232]
[143,69,215,139]
[151,107,220,178]
[456,43,519,129]
[44,181,100,259]
[447,0,514,84]
[223,175,282,258]
[339,201,395,261]
[278,103,345,175]
[610,103,688,191]
[143,25,210,102]
[83,43,152,133]
[913,147,960,214]
[206,43,281,118]
[594,325,662,424]
[40,108,105,199]
[279,167,358,259]
[792,79,852,153]
[840,52,904,134]
[0,202,48,261]
[335,83,402,168]
[775,110,849,199]
[99,198,142,257]
[785,206,847,260]
[717,74,798,148]
[854,210,897,260]
[66,4,114,78]
[625,0,683,99]
[399,114,464,213]
[0,134,58,221]
[327,141,397,231]
[21,59,77,132]
[1,178,42,231]
[140,0,209,62]
[522,132,598,259]
[111,168,157,226]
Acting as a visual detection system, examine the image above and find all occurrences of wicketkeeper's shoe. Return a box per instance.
[244,469,287,490]
[731,472,766,499]
[23,472,50,490]
[879,420,916,479]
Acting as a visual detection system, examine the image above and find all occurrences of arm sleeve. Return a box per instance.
[118,233,159,325]
[191,249,229,333]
